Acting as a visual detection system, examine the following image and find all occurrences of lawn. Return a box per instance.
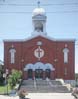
[0,84,11,94]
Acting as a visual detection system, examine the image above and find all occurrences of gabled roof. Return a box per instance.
[3,34,75,42]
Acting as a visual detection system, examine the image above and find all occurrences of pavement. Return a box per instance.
[0,93,74,99]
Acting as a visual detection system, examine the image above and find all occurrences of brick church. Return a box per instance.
[4,6,75,81]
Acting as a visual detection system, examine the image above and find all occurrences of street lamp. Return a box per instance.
[3,69,9,95]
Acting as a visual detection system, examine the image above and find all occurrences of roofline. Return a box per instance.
[3,34,75,42]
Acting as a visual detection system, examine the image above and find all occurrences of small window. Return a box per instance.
[9,48,16,64]
[64,67,67,75]
[63,48,69,63]
[35,23,43,32]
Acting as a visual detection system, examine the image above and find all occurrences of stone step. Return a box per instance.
[50,80,62,85]
[20,79,70,93]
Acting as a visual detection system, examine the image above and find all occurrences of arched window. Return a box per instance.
[35,23,43,32]
[9,48,16,64]
[63,48,69,63]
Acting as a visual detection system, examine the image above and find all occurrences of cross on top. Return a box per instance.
[37,1,40,8]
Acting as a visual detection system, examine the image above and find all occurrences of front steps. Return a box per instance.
[20,79,70,93]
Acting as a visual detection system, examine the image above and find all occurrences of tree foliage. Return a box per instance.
[0,64,4,85]
[8,69,22,89]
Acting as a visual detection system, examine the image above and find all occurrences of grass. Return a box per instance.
[0,84,11,95]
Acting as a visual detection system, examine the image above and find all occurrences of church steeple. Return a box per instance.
[32,1,47,36]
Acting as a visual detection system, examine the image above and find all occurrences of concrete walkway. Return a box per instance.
[0,93,74,99]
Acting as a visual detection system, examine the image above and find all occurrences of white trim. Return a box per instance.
[37,41,42,45]
[63,48,69,63]
[9,48,16,64]
[3,34,75,42]
[24,62,55,71]
[45,63,55,71]
[32,15,46,20]
[24,64,34,71]
[34,46,44,60]
[34,62,45,71]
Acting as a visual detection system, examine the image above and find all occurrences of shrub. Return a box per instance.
[8,69,22,89]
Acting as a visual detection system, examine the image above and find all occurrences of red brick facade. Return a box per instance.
[4,36,75,80]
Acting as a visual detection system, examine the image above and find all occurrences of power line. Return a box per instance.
[42,3,78,6]
[0,3,78,6]
[0,12,31,14]
[0,4,35,6]
[47,11,78,13]
[0,11,78,14]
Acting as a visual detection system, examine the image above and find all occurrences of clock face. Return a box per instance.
[34,46,44,60]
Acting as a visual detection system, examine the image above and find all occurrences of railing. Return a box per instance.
[33,77,37,89]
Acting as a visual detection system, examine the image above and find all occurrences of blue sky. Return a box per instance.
[0,0,78,73]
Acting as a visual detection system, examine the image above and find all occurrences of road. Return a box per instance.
[0,93,74,99]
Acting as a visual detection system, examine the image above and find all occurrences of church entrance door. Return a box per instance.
[45,69,51,78]
[35,69,43,79]
[28,69,33,78]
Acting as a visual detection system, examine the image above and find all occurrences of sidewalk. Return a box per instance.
[0,93,74,99]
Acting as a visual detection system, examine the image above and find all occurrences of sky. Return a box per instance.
[0,0,78,73]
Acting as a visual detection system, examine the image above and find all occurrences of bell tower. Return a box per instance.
[32,1,47,36]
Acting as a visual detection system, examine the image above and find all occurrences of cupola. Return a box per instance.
[32,1,47,36]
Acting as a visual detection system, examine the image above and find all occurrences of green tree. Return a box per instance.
[8,69,22,89]
[0,64,4,85]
